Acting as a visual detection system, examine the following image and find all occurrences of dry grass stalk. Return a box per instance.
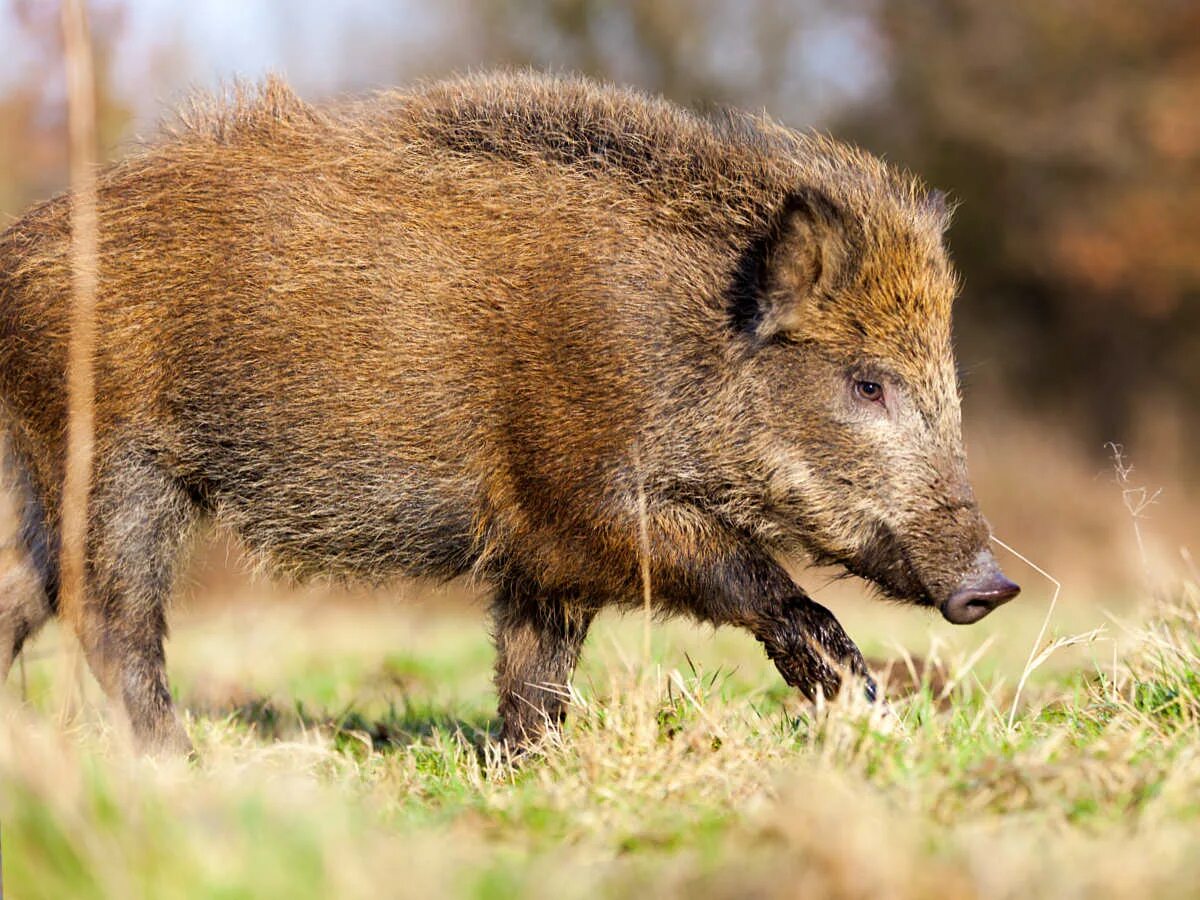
[57,0,99,724]
[1106,441,1161,582]
[992,534,1066,730]
[633,447,654,666]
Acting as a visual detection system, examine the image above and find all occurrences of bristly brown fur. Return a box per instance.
[0,70,1000,752]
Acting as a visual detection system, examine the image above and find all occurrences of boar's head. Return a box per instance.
[733,175,1018,624]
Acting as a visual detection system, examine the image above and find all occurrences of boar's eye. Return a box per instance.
[854,380,884,404]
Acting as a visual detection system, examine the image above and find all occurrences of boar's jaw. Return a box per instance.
[840,520,935,606]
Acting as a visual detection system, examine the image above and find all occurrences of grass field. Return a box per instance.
[2,541,1199,899]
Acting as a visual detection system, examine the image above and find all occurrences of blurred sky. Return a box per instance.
[0,0,466,142]
[0,0,884,137]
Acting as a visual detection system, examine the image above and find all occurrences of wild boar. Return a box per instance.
[0,71,1018,753]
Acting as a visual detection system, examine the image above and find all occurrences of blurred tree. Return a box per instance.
[473,0,881,125]
[0,0,133,213]
[838,0,1200,451]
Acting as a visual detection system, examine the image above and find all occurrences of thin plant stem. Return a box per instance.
[992,534,1062,730]
[58,0,99,728]
[634,448,653,666]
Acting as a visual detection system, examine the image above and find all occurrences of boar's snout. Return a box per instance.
[940,551,1020,625]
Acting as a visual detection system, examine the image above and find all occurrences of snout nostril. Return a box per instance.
[980,576,1021,605]
[941,573,1021,625]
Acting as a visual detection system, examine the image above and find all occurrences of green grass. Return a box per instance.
[3,575,1200,899]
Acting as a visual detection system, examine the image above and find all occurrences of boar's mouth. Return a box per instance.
[841,521,934,606]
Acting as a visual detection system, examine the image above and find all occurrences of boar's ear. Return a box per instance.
[730,188,857,341]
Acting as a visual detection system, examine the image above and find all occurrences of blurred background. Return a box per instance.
[0,0,1195,614]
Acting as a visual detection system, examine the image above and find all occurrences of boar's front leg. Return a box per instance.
[741,594,876,704]
[492,575,597,749]
[657,540,876,705]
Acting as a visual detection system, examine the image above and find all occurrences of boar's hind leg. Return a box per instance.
[75,453,197,756]
[0,440,58,681]
[0,537,56,683]
[492,576,596,749]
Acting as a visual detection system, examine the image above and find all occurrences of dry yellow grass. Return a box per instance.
[2,528,1198,899]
